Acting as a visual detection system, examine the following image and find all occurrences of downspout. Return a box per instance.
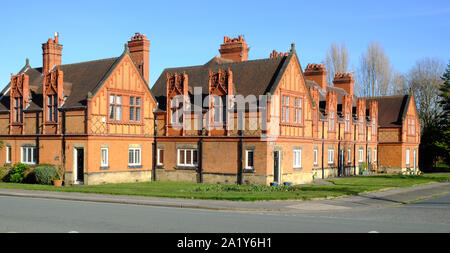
[338,121,341,177]
[198,137,203,184]
[152,112,157,182]
[238,130,243,185]
[321,120,325,179]
[353,123,356,176]
[36,111,40,165]
[61,109,66,179]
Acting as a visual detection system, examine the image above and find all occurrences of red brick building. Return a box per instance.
[0,34,420,185]
[0,33,156,185]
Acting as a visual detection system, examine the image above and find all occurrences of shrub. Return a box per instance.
[7,163,30,183]
[0,166,11,182]
[34,164,57,185]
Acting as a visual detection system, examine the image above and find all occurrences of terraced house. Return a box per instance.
[0,33,157,185]
[0,33,420,185]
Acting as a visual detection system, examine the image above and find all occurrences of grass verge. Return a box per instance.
[0,173,449,201]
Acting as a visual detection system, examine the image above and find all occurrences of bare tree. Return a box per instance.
[391,71,408,95]
[407,57,445,128]
[357,42,392,97]
[324,42,349,86]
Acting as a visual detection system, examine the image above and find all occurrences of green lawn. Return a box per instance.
[0,174,449,201]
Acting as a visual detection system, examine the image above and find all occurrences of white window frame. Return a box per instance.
[328,148,334,164]
[21,146,36,165]
[359,148,364,163]
[101,148,108,167]
[313,148,318,166]
[128,148,141,166]
[178,149,198,167]
[6,146,11,164]
[348,148,351,164]
[293,149,302,169]
[406,148,410,166]
[245,150,254,169]
[157,148,164,166]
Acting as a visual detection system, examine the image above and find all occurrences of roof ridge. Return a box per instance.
[56,57,119,68]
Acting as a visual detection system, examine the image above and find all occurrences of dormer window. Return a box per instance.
[213,95,227,123]
[14,97,23,123]
[345,113,350,132]
[47,95,58,122]
[328,111,335,131]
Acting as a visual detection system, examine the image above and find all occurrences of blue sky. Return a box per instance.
[1,0,449,89]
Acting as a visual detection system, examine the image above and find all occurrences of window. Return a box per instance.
[348,148,351,164]
[101,148,108,167]
[328,148,334,164]
[408,119,415,135]
[374,149,377,162]
[282,96,289,123]
[6,146,11,164]
[368,148,372,163]
[47,95,58,121]
[129,96,141,122]
[157,148,164,166]
[359,116,364,133]
[14,97,23,123]
[128,148,141,166]
[329,111,335,131]
[345,113,350,132]
[406,148,410,166]
[213,95,227,123]
[372,117,376,135]
[171,96,183,124]
[294,98,302,124]
[313,148,318,166]
[293,149,302,168]
[359,148,364,163]
[178,149,198,167]
[21,146,36,164]
[109,95,122,121]
[245,150,254,169]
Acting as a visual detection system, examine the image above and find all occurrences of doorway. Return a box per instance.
[273,151,280,183]
[74,148,84,184]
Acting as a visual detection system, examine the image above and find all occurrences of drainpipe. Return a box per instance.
[61,109,66,179]
[152,112,157,182]
[338,122,341,177]
[321,121,325,179]
[198,137,203,183]
[237,130,243,185]
[354,124,356,176]
[35,111,40,165]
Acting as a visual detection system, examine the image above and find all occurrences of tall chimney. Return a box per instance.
[333,73,354,97]
[304,64,327,91]
[219,35,249,62]
[128,33,150,84]
[42,33,63,75]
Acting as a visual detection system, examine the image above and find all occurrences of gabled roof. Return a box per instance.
[0,57,119,111]
[366,95,410,128]
[151,55,287,110]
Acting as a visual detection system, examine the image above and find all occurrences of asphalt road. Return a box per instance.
[1,194,450,233]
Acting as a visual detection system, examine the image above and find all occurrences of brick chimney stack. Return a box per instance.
[128,33,150,84]
[219,35,249,62]
[304,64,327,91]
[42,33,63,75]
[333,73,354,97]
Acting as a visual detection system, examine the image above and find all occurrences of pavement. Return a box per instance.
[0,181,449,213]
